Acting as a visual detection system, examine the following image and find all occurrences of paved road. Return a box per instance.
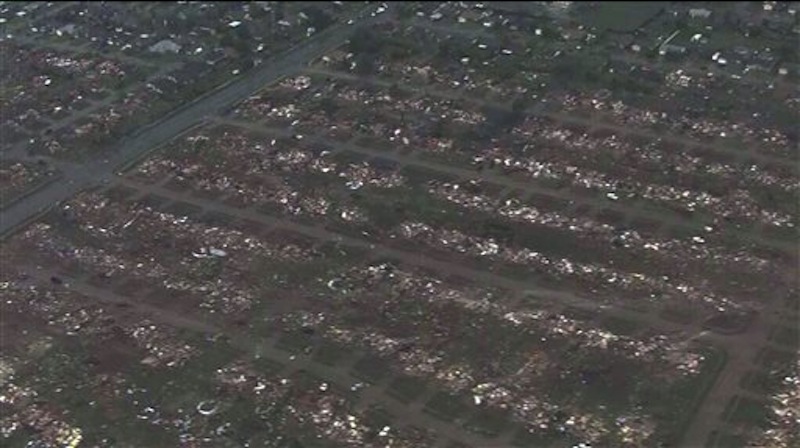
[215,115,788,286]
[681,293,787,447]
[382,20,798,171]
[4,7,792,446]
[2,61,181,161]
[20,265,497,447]
[117,175,707,342]
[303,67,797,255]
[0,6,388,237]
[371,18,797,447]
[218,67,796,261]
[118,175,785,448]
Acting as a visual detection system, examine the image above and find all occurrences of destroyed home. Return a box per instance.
[0,2,797,448]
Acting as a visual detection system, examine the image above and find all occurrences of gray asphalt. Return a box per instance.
[0,5,389,237]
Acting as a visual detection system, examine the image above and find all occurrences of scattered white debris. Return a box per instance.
[209,248,227,258]
[196,400,218,416]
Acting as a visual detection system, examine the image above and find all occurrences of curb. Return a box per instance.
[114,121,210,176]
[0,6,380,242]
[128,15,361,141]
[116,15,376,171]
[676,346,730,446]
[0,179,105,242]
[0,172,63,212]
[0,199,54,242]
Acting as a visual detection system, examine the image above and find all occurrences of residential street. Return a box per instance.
[0,5,389,237]
[1,4,794,447]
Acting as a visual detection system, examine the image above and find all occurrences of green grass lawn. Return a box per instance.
[424,391,472,423]
[740,369,785,396]
[387,376,430,404]
[705,430,747,448]
[511,426,578,448]
[757,347,796,372]
[465,407,511,437]
[351,355,392,384]
[769,325,799,349]
[641,346,728,445]
[275,330,315,354]
[599,315,642,336]
[577,2,668,33]
[725,395,770,428]
[311,340,353,367]
[659,305,698,325]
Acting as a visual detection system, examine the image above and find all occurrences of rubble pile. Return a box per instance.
[325,323,652,445]
[213,360,426,447]
[511,115,799,195]
[15,192,321,314]
[329,21,535,100]
[300,260,710,444]
[128,321,197,369]
[748,362,800,448]
[135,128,404,219]
[325,263,705,372]
[234,74,488,147]
[1,42,132,125]
[428,182,771,272]
[0,362,83,448]
[1,280,112,336]
[558,91,796,158]
[7,405,82,448]
[0,162,47,199]
[501,311,705,375]
[473,145,794,228]
[397,221,737,310]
